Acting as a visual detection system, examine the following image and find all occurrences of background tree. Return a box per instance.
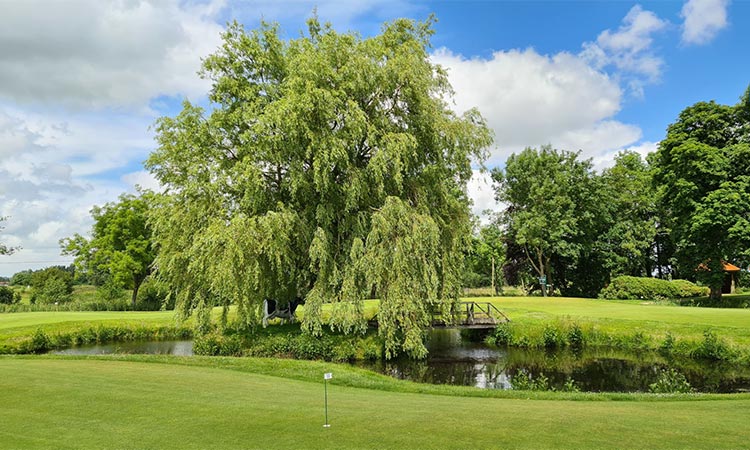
[651,87,750,300]
[464,222,504,292]
[30,266,73,304]
[146,17,491,358]
[10,270,33,287]
[492,146,599,296]
[61,194,155,307]
[599,151,658,277]
[1,217,19,255]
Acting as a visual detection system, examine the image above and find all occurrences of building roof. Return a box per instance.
[723,262,741,272]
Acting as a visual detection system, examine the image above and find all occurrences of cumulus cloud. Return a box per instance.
[433,47,641,167]
[581,5,668,96]
[680,0,730,45]
[0,0,225,109]
[0,109,148,274]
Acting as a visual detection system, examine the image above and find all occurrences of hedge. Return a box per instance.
[599,276,708,300]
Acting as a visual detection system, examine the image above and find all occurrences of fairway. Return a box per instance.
[491,297,750,327]
[1,357,749,449]
[0,311,175,332]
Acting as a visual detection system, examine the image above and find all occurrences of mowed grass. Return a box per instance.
[0,310,176,340]
[488,296,750,346]
[2,357,749,449]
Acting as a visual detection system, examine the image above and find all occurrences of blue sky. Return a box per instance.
[0,0,746,275]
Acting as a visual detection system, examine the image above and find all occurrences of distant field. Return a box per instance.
[1,356,748,449]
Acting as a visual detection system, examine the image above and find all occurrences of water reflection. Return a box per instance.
[52,340,194,356]
[356,329,750,393]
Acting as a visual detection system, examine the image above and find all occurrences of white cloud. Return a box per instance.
[122,170,162,193]
[590,141,659,172]
[433,47,641,166]
[467,170,497,222]
[581,5,668,96]
[0,109,147,275]
[0,0,225,109]
[680,0,729,45]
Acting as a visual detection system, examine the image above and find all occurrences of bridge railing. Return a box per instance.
[429,301,510,327]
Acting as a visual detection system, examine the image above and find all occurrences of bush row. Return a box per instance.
[598,276,708,300]
[0,324,192,354]
[194,330,384,362]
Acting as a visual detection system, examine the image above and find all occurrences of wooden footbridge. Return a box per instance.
[369,301,510,330]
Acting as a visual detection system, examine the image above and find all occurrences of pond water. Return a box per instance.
[53,331,750,393]
[53,340,194,356]
[355,329,750,394]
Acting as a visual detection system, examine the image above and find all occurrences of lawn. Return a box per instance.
[488,296,750,346]
[1,356,749,449]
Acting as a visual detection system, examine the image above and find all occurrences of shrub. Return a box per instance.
[692,330,734,361]
[0,286,20,304]
[567,323,585,350]
[194,333,242,356]
[29,328,51,353]
[30,267,74,304]
[649,369,693,394]
[542,325,564,348]
[135,278,173,311]
[598,276,708,300]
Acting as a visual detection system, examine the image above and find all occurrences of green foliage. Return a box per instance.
[242,329,384,362]
[692,330,733,361]
[567,323,586,350]
[29,328,51,353]
[193,333,243,357]
[464,224,504,289]
[510,371,580,392]
[10,270,32,286]
[146,17,491,357]
[136,277,174,311]
[61,193,155,307]
[649,369,693,394]
[598,276,708,300]
[492,146,605,297]
[30,266,74,304]
[599,151,658,278]
[0,286,20,305]
[651,87,750,300]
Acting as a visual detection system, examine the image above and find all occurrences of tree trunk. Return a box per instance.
[709,285,722,302]
[131,280,141,309]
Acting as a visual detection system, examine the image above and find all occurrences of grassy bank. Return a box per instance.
[488,296,750,346]
[0,310,184,353]
[1,356,749,449]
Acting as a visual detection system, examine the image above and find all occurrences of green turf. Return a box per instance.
[488,296,750,345]
[1,356,748,449]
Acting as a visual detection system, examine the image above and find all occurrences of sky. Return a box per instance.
[0,0,747,276]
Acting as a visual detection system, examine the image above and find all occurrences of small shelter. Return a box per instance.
[722,262,741,294]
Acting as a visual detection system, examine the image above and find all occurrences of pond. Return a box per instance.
[53,340,194,357]
[355,329,750,393]
[53,331,750,393]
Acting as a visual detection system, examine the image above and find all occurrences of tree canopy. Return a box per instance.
[61,194,155,307]
[492,146,599,295]
[651,87,750,299]
[146,17,491,358]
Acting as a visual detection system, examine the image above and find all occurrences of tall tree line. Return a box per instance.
[488,87,750,299]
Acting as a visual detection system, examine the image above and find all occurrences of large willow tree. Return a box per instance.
[146,18,491,358]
